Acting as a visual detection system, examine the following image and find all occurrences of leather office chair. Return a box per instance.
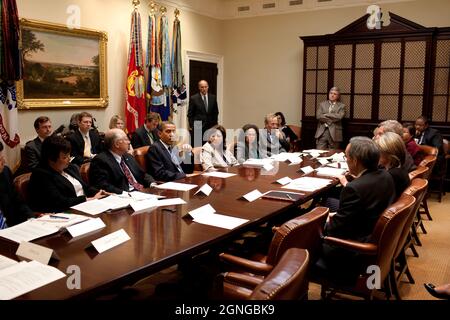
[287,125,302,152]
[191,147,203,172]
[219,206,329,276]
[80,162,90,185]
[13,172,32,204]
[133,145,150,172]
[221,248,310,300]
[389,178,428,300]
[316,194,415,300]
[408,165,429,180]
[408,166,429,241]
[418,155,436,220]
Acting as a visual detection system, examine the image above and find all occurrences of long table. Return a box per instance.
[0,154,340,299]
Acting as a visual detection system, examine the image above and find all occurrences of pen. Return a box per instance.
[50,215,70,220]
[286,194,294,200]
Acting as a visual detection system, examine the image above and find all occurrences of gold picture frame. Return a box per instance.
[17,19,108,110]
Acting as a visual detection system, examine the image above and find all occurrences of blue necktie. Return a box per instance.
[0,209,7,230]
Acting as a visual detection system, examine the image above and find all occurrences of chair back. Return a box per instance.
[266,206,329,266]
[443,139,449,156]
[13,172,32,204]
[287,125,301,151]
[191,147,203,172]
[394,178,428,258]
[408,166,429,180]
[419,155,437,178]
[367,194,415,283]
[133,145,150,171]
[80,162,90,184]
[250,248,309,300]
[418,145,438,157]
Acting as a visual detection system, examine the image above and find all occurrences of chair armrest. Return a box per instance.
[223,282,252,300]
[219,253,274,275]
[323,236,378,255]
[223,272,263,289]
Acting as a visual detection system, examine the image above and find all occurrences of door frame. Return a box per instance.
[185,50,224,125]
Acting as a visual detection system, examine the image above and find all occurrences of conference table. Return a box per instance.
[0,152,342,300]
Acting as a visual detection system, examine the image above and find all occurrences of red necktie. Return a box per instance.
[120,158,143,191]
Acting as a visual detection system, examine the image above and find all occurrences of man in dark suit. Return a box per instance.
[187,80,219,145]
[317,136,396,284]
[146,121,193,182]
[415,115,445,174]
[0,142,35,228]
[260,113,290,157]
[24,116,53,171]
[90,129,155,194]
[130,112,160,149]
[66,111,102,166]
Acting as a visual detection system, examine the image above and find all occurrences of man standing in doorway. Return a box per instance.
[315,87,345,150]
[188,80,219,146]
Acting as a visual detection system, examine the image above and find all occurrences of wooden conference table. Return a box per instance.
[0,152,340,299]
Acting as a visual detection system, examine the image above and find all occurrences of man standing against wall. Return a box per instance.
[188,80,219,145]
[315,87,345,150]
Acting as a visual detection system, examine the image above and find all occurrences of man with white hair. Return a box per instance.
[89,128,155,194]
[315,87,345,150]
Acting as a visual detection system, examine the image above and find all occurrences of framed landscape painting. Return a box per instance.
[17,19,108,109]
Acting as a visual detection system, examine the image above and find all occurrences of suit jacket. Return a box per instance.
[146,140,192,182]
[200,142,238,171]
[66,129,102,166]
[187,93,219,130]
[29,163,99,212]
[130,125,159,149]
[314,100,345,142]
[24,137,43,171]
[0,166,34,226]
[259,130,290,157]
[89,151,155,194]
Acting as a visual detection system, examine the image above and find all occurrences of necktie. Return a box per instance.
[168,147,184,173]
[419,133,424,145]
[120,158,143,191]
[203,95,208,112]
[83,134,91,158]
[0,209,7,230]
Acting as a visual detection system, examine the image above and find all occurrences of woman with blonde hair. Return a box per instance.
[375,131,410,198]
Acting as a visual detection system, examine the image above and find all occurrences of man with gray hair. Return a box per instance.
[315,87,345,150]
[89,128,155,194]
[317,136,396,284]
[260,113,290,157]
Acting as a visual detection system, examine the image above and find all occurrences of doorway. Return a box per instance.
[189,60,218,97]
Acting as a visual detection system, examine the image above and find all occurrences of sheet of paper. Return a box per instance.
[34,213,90,230]
[270,152,292,162]
[71,199,111,215]
[243,158,273,167]
[331,152,346,162]
[155,198,187,207]
[288,157,302,165]
[202,172,237,178]
[242,189,263,202]
[130,198,158,214]
[299,166,315,174]
[91,229,130,254]
[318,158,329,165]
[0,220,59,244]
[302,149,328,154]
[155,182,198,191]
[282,176,332,192]
[192,213,249,230]
[0,260,66,300]
[315,167,347,178]
[187,204,216,220]
[16,242,55,265]
[128,191,164,201]
[0,255,18,271]
[66,218,106,238]
[276,176,293,185]
[263,162,275,171]
[99,195,132,210]
[194,184,213,196]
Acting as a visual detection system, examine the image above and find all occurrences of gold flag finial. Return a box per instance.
[149,1,157,15]
[132,0,140,8]
[174,8,180,20]
[160,6,167,15]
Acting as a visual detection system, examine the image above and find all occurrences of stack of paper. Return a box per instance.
[187,204,249,230]
[282,176,332,192]
[315,167,347,178]
[0,259,66,300]
[0,214,91,244]
[155,182,198,191]
[202,172,237,178]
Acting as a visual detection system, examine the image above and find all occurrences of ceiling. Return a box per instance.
[157,0,413,20]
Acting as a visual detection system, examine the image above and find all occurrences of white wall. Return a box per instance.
[221,0,450,130]
[16,0,223,143]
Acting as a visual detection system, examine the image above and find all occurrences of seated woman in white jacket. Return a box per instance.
[201,125,238,171]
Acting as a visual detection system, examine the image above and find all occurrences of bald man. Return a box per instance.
[188,80,219,144]
[89,129,155,194]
